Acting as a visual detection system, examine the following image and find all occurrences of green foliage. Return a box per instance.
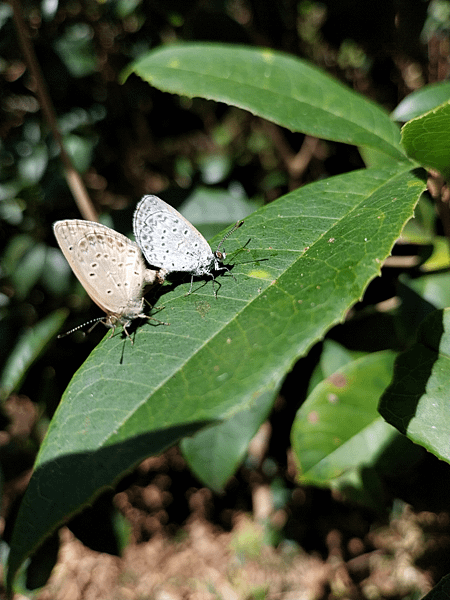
[7,163,426,587]
[125,43,406,162]
[180,385,275,493]
[292,350,423,510]
[402,99,450,179]
[380,309,450,462]
[3,10,450,598]
[0,310,68,402]
[392,81,450,121]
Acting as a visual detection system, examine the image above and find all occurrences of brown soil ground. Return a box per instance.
[1,397,449,600]
[33,447,442,600]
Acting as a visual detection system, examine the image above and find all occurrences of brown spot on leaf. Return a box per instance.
[328,373,347,387]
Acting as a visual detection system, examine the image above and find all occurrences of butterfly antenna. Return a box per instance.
[216,220,244,255]
[57,317,105,339]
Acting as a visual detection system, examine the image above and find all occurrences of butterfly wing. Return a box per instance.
[133,195,215,276]
[53,220,149,321]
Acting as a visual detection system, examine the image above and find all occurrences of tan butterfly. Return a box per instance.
[53,219,166,342]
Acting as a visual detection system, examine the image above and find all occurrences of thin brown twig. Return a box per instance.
[9,0,98,222]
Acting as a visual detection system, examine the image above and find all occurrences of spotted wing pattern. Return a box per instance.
[53,220,158,327]
[133,195,217,277]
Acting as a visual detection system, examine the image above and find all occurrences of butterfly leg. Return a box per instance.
[121,324,135,344]
[211,274,225,298]
[217,264,237,283]
[146,314,170,326]
[185,275,195,295]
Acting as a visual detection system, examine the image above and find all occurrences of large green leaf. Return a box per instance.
[292,351,396,482]
[180,386,276,492]
[0,310,68,402]
[292,350,424,509]
[379,308,450,462]
[6,241,47,301]
[404,272,450,309]
[392,81,450,121]
[401,100,450,180]
[7,164,425,590]
[124,43,406,162]
[307,339,365,394]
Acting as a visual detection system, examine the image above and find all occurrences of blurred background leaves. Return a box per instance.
[3,0,450,595]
